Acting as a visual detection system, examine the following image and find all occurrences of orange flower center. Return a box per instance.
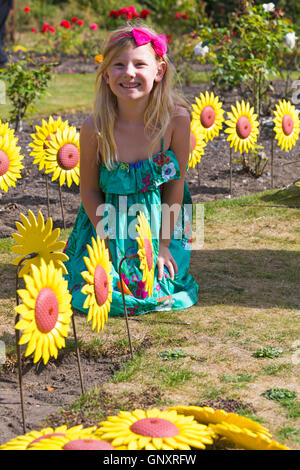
[57,143,79,170]
[144,238,153,271]
[236,116,251,139]
[200,106,216,128]
[0,150,9,176]
[35,288,59,333]
[130,417,179,438]
[282,114,294,136]
[94,265,109,306]
[63,439,114,450]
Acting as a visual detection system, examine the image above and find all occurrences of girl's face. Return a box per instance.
[103,44,166,104]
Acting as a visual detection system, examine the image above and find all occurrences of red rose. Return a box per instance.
[109,10,118,18]
[166,34,172,44]
[119,8,129,15]
[175,13,182,19]
[181,13,188,19]
[90,23,98,30]
[49,26,56,33]
[77,19,84,26]
[126,13,132,19]
[41,23,50,33]
[24,6,30,13]
[71,17,78,23]
[31,28,37,33]
[139,9,150,19]
[60,19,71,29]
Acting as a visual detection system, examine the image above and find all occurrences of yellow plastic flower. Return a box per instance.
[81,236,113,333]
[187,120,206,170]
[210,422,290,450]
[168,406,272,437]
[29,116,69,170]
[224,100,259,154]
[95,408,216,450]
[135,211,154,297]
[0,119,15,138]
[44,125,80,187]
[28,428,116,450]
[0,425,96,450]
[191,91,224,142]
[0,132,24,192]
[15,259,73,365]
[273,99,300,151]
[11,209,68,278]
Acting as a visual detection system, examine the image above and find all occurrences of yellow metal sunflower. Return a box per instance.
[0,425,96,450]
[210,422,290,450]
[29,116,69,171]
[136,211,154,297]
[191,91,224,142]
[11,209,68,278]
[15,259,73,365]
[95,408,215,450]
[28,431,117,450]
[44,125,80,187]
[168,406,272,437]
[0,119,15,138]
[273,99,300,151]
[81,236,113,333]
[224,100,259,154]
[0,132,24,193]
[187,120,206,170]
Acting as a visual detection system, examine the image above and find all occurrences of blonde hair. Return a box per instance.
[93,22,190,169]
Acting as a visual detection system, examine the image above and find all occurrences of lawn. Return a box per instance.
[0,188,299,449]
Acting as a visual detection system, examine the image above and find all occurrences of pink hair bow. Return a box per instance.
[112,28,167,57]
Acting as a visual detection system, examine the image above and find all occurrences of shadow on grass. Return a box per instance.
[190,248,300,309]
[260,185,300,208]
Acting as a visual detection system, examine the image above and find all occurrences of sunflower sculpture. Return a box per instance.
[29,116,69,171]
[44,125,80,187]
[0,425,96,450]
[187,120,206,170]
[0,119,15,138]
[15,259,73,365]
[224,100,260,154]
[11,210,68,278]
[95,408,216,450]
[191,91,224,142]
[0,132,24,193]
[168,406,289,451]
[81,236,113,333]
[273,99,300,152]
[135,211,154,297]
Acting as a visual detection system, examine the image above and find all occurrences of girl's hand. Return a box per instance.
[157,243,178,281]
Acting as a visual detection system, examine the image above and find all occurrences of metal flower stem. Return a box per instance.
[44,173,51,218]
[15,252,38,434]
[271,131,274,189]
[58,184,66,230]
[70,284,85,394]
[118,255,138,360]
[229,147,233,196]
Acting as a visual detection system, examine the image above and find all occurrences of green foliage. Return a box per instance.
[158,348,187,360]
[234,144,268,178]
[253,346,284,358]
[1,58,55,131]
[262,388,297,403]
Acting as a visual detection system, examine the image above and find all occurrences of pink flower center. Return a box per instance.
[144,238,153,271]
[94,265,109,306]
[236,116,251,139]
[0,150,9,176]
[35,288,59,333]
[282,114,294,136]
[190,132,197,152]
[130,417,179,438]
[57,143,79,170]
[28,433,66,448]
[63,439,114,450]
[200,106,216,128]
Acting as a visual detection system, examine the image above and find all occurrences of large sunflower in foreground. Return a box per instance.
[273,99,300,152]
[0,425,96,450]
[29,116,69,171]
[11,210,68,278]
[28,429,117,450]
[81,236,113,333]
[224,100,259,154]
[44,126,80,187]
[191,91,224,142]
[135,212,154,297]
[95,408,216,450]
[0,133,24,192]
[187,120,206,170]
[15,259,73,365]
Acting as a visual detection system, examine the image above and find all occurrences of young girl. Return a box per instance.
[64,23,199,316]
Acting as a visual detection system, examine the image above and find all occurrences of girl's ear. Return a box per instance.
[154,61,167,83]
[102,71,109,83]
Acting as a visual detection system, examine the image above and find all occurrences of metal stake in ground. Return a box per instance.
[229,147,233,197]
[58,184,66,230]
[70,284,85,394]
[44,173,51,218]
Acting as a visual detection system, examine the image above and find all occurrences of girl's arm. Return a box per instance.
[79,116,106,237]
[157,107,191,281]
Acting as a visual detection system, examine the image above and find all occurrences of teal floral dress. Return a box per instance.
[63,140,199,316]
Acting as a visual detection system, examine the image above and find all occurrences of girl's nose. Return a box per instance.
[123,63,135,77]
